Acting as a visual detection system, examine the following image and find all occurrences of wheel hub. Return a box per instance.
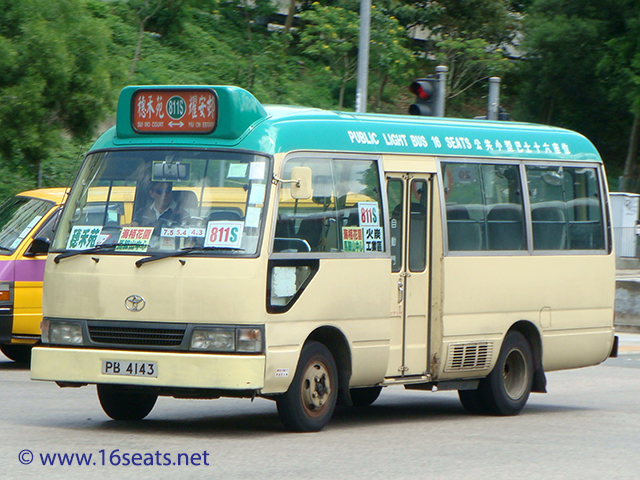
[503,348,528,400]
[302,362,331,411]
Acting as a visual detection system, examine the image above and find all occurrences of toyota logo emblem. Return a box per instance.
[125,295,146,312]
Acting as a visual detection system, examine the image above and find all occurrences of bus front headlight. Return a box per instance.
[43,320,84,345]
[189,326,264,353]
[190,328,235,352]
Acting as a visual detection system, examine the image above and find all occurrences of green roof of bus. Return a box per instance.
[89,85,602,163]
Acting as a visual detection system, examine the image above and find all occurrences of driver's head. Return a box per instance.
[149,182,173,211]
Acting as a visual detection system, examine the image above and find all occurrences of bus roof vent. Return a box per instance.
[115,85,267,141]
[444,341,494,372]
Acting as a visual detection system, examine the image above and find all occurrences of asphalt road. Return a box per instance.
[1,335,639,480]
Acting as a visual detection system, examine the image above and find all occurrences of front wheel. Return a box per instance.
[97,384,158,421]
[480,330,533,416]
[276,341,338,432]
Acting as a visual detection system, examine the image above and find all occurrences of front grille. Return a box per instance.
[88,325,186,347]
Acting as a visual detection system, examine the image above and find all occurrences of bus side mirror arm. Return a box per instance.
[273,166,312,199]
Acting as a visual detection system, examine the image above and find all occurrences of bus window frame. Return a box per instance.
[270,152,391,261]
[438,157,610,257]
[52,147,274,259]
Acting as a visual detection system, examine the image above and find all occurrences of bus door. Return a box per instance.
[386,174,432,378]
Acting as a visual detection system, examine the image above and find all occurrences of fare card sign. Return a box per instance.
[204,221,244,249]
[132,89,218,134]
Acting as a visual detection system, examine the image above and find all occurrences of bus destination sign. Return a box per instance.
[132,89,217,134]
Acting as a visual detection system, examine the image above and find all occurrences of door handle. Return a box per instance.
[397,280,404,303]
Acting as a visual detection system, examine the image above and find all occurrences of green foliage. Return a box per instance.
[0,0,113,194]
[513,0,633,173]
[436,37,513,99]
[298,3,361,109]
[2,0,640,200]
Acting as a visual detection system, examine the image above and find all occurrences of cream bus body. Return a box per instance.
[31,86,616,431]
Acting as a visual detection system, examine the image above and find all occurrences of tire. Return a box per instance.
[97,384,158,421]
[458,389,490,415]
[0,344,32,364]
[480,330,533,416]
[350,386,382,407]
[276,341,338,432]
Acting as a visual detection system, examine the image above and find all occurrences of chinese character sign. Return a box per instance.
[66,226,103,250]
[132,89,217,134]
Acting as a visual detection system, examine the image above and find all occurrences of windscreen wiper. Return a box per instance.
[134,246,244,268]
[53,244,120,264]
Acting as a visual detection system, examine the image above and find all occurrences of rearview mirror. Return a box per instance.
[152,161,191,182]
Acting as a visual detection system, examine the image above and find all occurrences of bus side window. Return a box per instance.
[387,179,403,272]
[526,165,605,251]
[276,158,385,255]
[409,180,428,271]
[442,162,524,252]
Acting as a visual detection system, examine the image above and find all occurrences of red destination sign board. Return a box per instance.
[132,89,217,134]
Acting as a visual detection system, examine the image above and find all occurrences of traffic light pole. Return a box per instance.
[355,0,371,113]
[488,77,501,121]
[435,65,448,117]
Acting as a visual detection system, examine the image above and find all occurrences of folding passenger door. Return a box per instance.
[385,173,432,378]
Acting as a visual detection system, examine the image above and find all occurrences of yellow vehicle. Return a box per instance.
[0,188,67,363]
[31,86,616,431]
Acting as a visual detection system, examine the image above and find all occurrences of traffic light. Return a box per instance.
[409,78,437,116]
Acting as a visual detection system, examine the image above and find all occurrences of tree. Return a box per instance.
[298,3,361,110]
[298,2,413,111]
[435,37,513,101]
[598,2,640,190]
[368,8,414,110]
[0,0,114,187]
[514,0,632,183]
[379,0,520,108]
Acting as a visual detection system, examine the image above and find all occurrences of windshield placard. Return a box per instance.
[66,226,103,250]
[115,227,154,252]
[132,89,217,134]
[204,221,244,249]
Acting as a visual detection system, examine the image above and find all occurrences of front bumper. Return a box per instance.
[31,346,265,390]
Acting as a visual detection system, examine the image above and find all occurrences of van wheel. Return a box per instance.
[350,386,382,407]
[97,384,158,421]
[481,330,533,415]
[0,345,31,364]
[276,341,338,432]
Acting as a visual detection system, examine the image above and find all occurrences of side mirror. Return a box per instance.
[24,237,50,257]
[290,166,312,200]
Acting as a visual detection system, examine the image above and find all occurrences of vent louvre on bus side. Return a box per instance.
[444,342,493,372]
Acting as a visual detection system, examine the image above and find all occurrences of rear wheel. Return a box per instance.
[0,344,32,364]
[97,384,158,421]
[276,341,338,432]
[480,330,533,416]
[350,386,382,407]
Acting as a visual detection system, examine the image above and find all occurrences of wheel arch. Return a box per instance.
[507,320,546,393]
[306,326,353,407]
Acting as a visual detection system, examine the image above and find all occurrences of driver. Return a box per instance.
[131,181,188,228]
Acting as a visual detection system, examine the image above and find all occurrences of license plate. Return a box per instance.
[102,360,158,378]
